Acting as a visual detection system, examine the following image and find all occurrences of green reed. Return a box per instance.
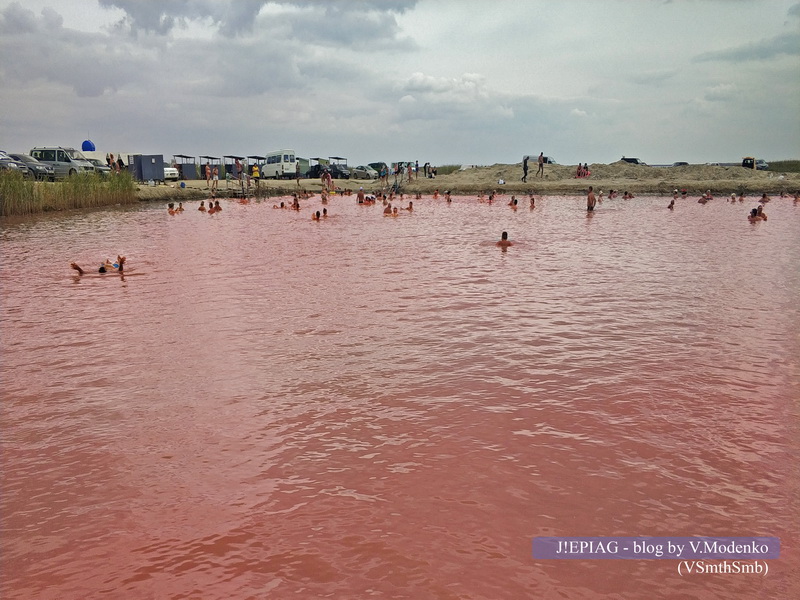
[0,171,137,216]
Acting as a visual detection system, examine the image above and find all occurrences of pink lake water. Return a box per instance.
[1,194,799,599]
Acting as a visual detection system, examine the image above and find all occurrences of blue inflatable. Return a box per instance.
[81,140,96,152]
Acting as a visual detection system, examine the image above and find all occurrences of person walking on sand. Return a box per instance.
[211,166,219,192]
[205,162,211,188]
[521,156,529,182]
[587,186,597,212]
[537,152,545,177]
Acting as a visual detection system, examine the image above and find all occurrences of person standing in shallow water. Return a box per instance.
[496,231,512,249]
[587,186,597,211]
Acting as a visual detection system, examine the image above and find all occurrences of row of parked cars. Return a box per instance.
[304,162,406,180]
[0,147,114,180]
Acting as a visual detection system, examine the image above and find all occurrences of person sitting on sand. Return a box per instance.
[198,201,206,212]
[71,255,126,275]
[496,231,512,248]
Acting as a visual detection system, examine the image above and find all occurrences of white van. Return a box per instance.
[262,149,296,179]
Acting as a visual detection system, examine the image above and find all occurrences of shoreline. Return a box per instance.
[137,161,797,203]
[2,162,796,214]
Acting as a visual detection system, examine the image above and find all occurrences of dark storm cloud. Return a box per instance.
[98,0,263,36]
[693,31,800,62]
[0,2,151,97]
[99,0,417,44]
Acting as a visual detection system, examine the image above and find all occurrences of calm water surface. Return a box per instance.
[2,194,799,599]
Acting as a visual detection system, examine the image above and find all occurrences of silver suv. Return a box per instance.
[30,147,95,178]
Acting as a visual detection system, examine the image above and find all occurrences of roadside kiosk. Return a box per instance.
[199,155,221,181]
[247,155,265,178]
[173,155,197,180]
[223,155,245,181]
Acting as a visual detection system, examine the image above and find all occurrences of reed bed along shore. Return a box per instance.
[0,172,137,216]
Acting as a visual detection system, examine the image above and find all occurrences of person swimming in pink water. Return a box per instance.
[71,255,126,275]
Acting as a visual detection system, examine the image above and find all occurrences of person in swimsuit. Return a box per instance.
[71,255,125,275]
[537,152,544,177]
[587,186,597,211]
[497,231,512,248]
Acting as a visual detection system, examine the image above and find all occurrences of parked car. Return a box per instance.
[6,153,55,180]
[543,156,557,164]
[305,164,328,179]
[0,154,32,178]
[742,157,769,170]
[351,165,378,179]
[30,147,95,178]
[671,161,689,167]
[368,162,389,176]
[86,158,112,176]
[328,163,350,179]
[620,157,647,165]
[164,164,180,181]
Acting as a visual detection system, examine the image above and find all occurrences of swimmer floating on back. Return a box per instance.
[71,255,126,275]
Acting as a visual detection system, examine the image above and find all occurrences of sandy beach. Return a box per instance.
[136,160,798,202]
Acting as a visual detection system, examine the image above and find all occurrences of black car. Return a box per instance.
[305,164,328,179]
[620,157,647,166]
[7,153,56,181]
[328,163,350,179]
[0,152,34,179]
[306,163,351,180]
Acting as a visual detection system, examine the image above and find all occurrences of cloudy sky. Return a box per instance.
[1,0,798,167]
